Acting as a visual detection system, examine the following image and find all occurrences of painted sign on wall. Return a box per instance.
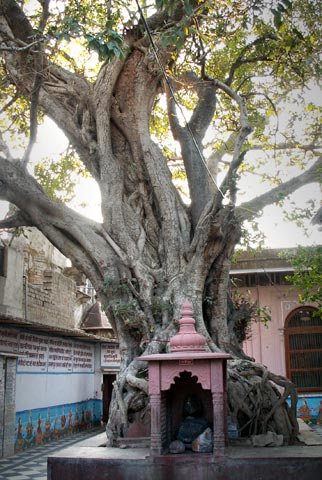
[18,333,48,373]
[73,342,95,373]
[0,327,95,373]
[0,327,19,353]
[48,338,73,373]
[101,343,120,369]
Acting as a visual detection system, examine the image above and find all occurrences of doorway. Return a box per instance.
[0,356,17,457]
[102,373,116,423]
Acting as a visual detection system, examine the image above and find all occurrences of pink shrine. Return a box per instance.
[139,300,231,458]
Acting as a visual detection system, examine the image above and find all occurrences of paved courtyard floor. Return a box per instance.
[1,421,322,480]
[0,428,105,480]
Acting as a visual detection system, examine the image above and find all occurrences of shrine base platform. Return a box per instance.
[48,439,322,480]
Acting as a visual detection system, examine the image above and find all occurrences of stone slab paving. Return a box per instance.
[0,428,105,480]
[297,418,322,446]
[1,421,322,480]
[310,422,322,438]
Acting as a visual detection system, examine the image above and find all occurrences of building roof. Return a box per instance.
[0,312,115,343]
[80,301,113,331]
[231,248,294,273]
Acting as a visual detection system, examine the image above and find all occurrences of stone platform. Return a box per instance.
[48,430,322,480]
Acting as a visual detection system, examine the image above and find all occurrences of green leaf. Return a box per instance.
[272,9,283,30]
[183,0,193,15]
[34,151,89,203]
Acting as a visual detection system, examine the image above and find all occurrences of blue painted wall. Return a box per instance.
[15,399,102,452]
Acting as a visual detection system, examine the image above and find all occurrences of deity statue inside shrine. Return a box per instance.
[176,395,210,445]
[168,394,213,453]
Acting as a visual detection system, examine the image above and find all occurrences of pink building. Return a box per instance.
[230,249,322,421]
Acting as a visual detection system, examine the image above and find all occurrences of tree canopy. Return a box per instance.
[0,0,321,225]
[0,0,321,446]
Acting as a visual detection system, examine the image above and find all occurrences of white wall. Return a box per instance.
[15,343,102,411]
[15,373,98,411]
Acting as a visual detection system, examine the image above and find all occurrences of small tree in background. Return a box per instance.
[283,246,322,315]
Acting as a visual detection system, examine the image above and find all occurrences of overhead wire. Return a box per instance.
[134,0,225,199]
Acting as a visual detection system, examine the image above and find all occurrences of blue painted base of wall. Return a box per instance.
[15,399,102,452]
[15,394,322,453]
[287,394,322,425]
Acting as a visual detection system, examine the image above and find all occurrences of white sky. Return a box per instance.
[1,116,321,249]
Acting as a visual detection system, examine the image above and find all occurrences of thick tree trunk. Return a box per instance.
[102,257,299,447]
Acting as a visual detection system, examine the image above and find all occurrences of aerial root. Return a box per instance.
[227,359,298,444]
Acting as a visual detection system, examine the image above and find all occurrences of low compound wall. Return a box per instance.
[48,449,322,480]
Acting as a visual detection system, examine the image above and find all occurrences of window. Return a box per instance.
[284,307,322,392]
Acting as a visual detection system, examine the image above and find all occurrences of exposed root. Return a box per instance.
[106,351,299,446]
[228,359,299,444]
[126,373,148,394]
[105,379,128,446]
[106,356,298,447]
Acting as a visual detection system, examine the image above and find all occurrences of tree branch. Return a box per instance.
[311,205,322,229]
[207,131,239,186]
[175,71,217,139]
[0,134,13,161]
[37,0,50,34]
[0,92,19,114]
[0,157,115,275]
[126,373,148,394]
[225,34,277,86]
[247,142,321,154]
[236,155,322,221]
[0,37,44,51]
[211,78,252,198]
[0,0,100,179]
[165,80,183,141]
[21,1,51,167]
[138,0,188,34]
[0,210,33,229]
[165,75,216,228]
[226,56,272,87]
[0,0,34,42]
[21,52,43,167]
[189,82,216,137]
[94,56,125,179]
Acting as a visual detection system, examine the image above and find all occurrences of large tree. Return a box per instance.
[0,0,321,445]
